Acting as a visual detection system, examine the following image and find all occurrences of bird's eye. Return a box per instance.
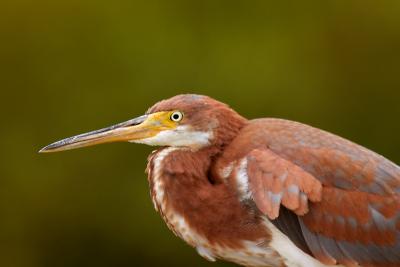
[170,111,183,122]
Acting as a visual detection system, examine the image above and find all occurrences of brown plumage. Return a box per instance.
[40,94,400,267]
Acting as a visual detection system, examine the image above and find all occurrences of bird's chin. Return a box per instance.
[130,127,213,149]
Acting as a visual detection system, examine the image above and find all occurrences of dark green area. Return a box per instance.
[1,1,400,266]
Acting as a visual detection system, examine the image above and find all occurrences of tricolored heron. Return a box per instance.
[40,94,400,267]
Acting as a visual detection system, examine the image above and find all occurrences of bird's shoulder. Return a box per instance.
[221,117,400,196]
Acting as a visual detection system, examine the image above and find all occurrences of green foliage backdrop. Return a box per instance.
[1,1,399,266]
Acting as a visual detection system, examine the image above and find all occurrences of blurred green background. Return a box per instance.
[1,1,400,266]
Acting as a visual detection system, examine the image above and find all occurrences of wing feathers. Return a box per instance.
[300,187,400,265]
[230,147,400,266]
[245,149,322,219]
[221,119,400,266]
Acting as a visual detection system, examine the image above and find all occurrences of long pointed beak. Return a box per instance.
[39,115,152,153]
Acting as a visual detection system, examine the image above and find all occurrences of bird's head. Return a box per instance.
[40,94,246,153]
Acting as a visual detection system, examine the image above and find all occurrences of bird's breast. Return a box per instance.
[145,147,302,267]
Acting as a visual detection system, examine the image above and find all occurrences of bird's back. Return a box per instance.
[220,118,400,266]
[229,118,400,195]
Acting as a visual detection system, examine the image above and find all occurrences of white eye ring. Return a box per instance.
[170,111,183,122]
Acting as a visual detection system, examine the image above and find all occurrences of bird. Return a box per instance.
[40,94,400,267]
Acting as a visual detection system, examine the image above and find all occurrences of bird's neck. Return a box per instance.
[148,146,216,193]
[146,146,266,247]
[212,110,248,150]
[146,146,217,241]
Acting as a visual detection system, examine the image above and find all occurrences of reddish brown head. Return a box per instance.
[146,94,247,147]
[39,94,247,152]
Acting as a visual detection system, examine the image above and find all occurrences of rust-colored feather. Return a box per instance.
[218,117,400,266]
